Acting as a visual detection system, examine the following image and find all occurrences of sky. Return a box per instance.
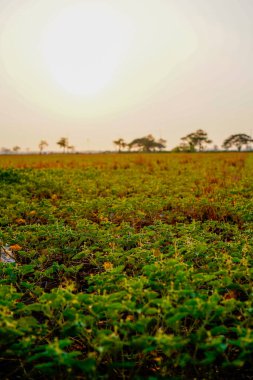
[0,0,253,152]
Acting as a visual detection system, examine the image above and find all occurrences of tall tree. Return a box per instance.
[57,137,69,153]
[222,134,253,151]
[38,140,48,154]
[181,129,212,152]
[113,138,127,152]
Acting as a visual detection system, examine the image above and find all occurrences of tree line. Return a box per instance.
[114,130,253,152]
[113,135,167,152]
[1,130,253,154]
[1,138,75,154]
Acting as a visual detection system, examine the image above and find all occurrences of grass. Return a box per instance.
[0,152,253,379]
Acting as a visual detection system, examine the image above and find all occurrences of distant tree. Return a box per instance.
[181,129,212,152]
[1,147,11,154]
[172,142,193,153]
[157,138,167,152]
[67,145,75,153]
[127,143,133,152]
[129,134,166,152]
[113,138,127,152]
[38,140,48,154]
[13,146,21,153]
[222,134,253,151]
[128,138,144,151]
[57,137,69,153]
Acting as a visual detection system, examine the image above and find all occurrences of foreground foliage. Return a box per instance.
[0,152,253,379]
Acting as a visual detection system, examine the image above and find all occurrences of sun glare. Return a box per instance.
[40,3,133,97]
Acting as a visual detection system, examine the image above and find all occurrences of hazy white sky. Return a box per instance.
[0,0,253,151]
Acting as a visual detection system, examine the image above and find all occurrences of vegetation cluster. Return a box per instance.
[115,130,253,153]
[2,130,253,154]
[0,152,253,379]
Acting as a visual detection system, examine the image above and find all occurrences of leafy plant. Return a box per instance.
[0,152,253,379]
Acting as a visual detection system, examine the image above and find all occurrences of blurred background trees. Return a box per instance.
[38,140,48,154]
[57,137,69,153]
[1,131,253,154]
[222,134,253,151]
[173,129,212,152]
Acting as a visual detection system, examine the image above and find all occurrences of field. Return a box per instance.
[0,152,253,379]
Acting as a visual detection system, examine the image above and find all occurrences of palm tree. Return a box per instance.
[113,138,126,152]
[57,137,69,153]
[38,140,48,154]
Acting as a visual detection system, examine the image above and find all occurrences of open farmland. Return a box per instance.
[0,152,253,379]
